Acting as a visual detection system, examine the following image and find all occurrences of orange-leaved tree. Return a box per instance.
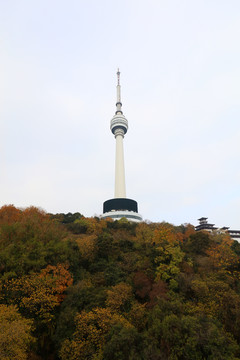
[206,235,239,273]
[3,264,73,323]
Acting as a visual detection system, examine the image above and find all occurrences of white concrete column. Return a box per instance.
[114,129,126,198]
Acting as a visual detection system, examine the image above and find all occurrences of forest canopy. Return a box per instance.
[0,205,240,359]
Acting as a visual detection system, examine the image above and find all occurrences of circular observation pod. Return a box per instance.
[110,114,128,135]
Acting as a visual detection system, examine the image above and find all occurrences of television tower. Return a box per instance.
[102,70,142,222]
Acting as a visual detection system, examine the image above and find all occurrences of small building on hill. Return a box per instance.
[195,217,240,242]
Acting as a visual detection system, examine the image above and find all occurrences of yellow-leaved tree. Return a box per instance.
[106,282,133,312]
[0,304,34,360]
[153,225,185,290]
[60,307,133,360]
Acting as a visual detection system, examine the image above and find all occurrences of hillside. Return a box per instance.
[1,205,240,359]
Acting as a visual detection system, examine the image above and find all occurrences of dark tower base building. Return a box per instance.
[102,198,142,222]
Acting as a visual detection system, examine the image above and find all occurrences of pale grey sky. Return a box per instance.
[1,0,240,228]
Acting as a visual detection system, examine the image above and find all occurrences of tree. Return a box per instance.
[0,205,21,224]
[133,271,152,301]
[206,236,239,272]
[54,280,107,349]
[3,264,73,323]
[185,232,211,256]
[106,282,133,312]
[0,304,34,360]
[0,206,71,277]
[147,305,239,359]
[103,324,144,360]
[2,264,73,357]
[155,243,184,290]
[135,223,154,246]
[75,235,97,262]
[59,307,132,360]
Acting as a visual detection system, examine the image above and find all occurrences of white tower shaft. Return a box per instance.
[110,69,128,199]
[114,129,126,198]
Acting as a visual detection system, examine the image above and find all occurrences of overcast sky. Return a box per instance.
[1,0,240,228]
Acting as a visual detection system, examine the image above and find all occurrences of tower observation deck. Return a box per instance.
[101,70,142,222]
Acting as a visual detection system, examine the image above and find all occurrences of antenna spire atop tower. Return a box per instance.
[117,68,120,85]
[116,68,122,114]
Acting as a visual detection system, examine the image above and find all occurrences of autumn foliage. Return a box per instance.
[0,205,240,359]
